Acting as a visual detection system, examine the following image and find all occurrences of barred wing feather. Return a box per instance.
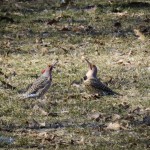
[25,76,49,95]
[89,78,117,95]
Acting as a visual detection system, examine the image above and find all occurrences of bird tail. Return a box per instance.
[104,90,122,96]
[20,93,40,99]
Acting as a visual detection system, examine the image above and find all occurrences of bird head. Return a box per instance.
[41,61,58,78]
[84,59,97,79]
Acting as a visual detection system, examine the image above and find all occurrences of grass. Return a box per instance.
[0,0,150,149]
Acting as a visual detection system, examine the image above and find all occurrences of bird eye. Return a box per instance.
[83,76,87,80]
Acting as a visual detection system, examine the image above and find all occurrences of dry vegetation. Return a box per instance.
[0,0,150,149]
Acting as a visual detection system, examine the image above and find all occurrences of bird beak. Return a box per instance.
[85,59,93,70]
[52,60,58,68]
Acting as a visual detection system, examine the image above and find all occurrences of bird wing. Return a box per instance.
[25,76,50,95]
[23,83,51,98]
[90,78,117,95]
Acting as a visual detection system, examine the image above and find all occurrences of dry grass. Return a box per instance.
[0,0,150,149]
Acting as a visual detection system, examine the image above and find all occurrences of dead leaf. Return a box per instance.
[76,136,85,145]
[118,102,130,110]
[39,122,46,127]
[36,38,43,44]
[132,107,142,114]
[38,132,48,139]
[145,108,150,112]
[93,39,105,45]
[41,47,48,56]
[61,26,71,31]
[40,109,48,116]
[116,59,124,64]
[27,119,40,128]
[128,50,134,56]
[88,112,100,120]
[72,25,86,33]
[30,59,40,64]
[134,29,145,41]
[3,40,11,48]
[106,121,121,130]
[33,105,48,116]
[116,59,131,66]
[112,114,121,121]
[114,11,128,17]
[124,114,135,121]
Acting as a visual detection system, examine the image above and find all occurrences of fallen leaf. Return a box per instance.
[145,108,150,111]
[61,26,71,31]
[76,136,85,145]
[134,29,145,41]
[88,112,100,121]
[33,105,48,116]
[112,114,121,121]
[116,59,131,66]
[106,122,121,130]
[31,59,40,64]
[41,47,48,56]
[35,38,43,44]
[118,102,130,110]
[39,122,46,127]
[27,119,40,128]
[38,132,48,139]
[114,11,128,17]
[132,107,144,115]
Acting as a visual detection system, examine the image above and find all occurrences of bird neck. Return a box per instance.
[42,71,51,78]
[88,76,97,80]
[86,70,97,79]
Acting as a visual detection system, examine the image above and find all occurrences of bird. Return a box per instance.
[22,61,58,99]
[83,59,120,96]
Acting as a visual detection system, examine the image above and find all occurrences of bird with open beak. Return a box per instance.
[83,59,120,96]
[22,61,58,99]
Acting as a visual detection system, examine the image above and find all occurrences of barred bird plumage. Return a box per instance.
[22,61,58,99]
[83,59,120,96]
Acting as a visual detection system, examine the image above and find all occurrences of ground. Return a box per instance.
[0,0,150,149]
